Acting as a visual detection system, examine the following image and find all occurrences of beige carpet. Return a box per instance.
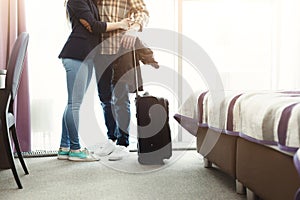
[0,150,246,200]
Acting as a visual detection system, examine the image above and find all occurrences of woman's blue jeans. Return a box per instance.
[94,55,130,147]
[60,58,93,150]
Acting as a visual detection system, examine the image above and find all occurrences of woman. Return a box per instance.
[57,0,129,162]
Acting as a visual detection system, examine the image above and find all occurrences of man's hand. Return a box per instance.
[119,18,131,30]
[120,29,138,49]
[120,22,141,49]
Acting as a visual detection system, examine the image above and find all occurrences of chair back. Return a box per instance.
[5,32,29,101]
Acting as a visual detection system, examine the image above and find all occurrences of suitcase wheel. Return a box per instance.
[138,157,164,165]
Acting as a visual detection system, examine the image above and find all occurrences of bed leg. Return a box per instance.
[235,180,246,195]
[246,188,259,200]
[203,157,212,168]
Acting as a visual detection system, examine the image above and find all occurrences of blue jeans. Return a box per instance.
[94,55,130,147]
[60,58,93,150]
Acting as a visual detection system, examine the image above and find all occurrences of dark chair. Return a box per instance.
[295,189,300,200]
[0,32,29,189]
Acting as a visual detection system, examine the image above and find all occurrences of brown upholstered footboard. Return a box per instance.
[197,127,237,178]
[236,137,300,200]
[174,114,237,178]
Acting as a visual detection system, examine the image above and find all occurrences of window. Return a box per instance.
[182,0,300,91]
[26,0,185,151]
[26,0,300,151]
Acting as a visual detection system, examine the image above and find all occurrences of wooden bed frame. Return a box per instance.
[196,126,300,200]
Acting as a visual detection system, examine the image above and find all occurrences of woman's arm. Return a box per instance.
[80,18,129,33]
[106,19,130,32]
[68,0,128,34]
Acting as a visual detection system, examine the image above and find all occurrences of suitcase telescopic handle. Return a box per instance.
[132,46,139,98]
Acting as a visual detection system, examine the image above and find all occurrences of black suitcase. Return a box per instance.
[136,95,172,165]
[132,47,172,165]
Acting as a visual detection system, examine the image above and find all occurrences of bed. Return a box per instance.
[174,91,300,200]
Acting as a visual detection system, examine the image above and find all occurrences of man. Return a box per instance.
[94,0,149,161]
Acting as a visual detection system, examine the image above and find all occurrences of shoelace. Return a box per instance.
[82,148,96,155]
[114,146,126,153]
[81,148,88,155]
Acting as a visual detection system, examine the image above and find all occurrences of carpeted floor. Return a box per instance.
[0,150,246,200]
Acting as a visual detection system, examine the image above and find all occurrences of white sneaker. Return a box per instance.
[108,145,129,161]
[95,140,116,157]
[68,148,100,162]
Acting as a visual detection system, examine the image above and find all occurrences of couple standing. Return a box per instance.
[57,0,149,162]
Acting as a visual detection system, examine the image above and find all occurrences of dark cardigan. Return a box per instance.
[58,0,107,60]
[113,38,159,93]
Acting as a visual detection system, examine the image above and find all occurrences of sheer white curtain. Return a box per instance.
[26,0,69,150]
[182,0,300,91]
[276,0,300,90]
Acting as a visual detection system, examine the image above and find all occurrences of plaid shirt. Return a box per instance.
[97,0,149,54]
